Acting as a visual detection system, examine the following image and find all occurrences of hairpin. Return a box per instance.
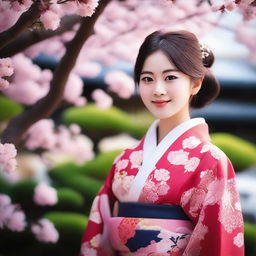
[200,43,210,59]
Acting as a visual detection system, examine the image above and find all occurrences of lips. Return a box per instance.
[151,99,171,107]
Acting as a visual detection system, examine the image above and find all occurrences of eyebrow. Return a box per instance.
[140,69,179,75]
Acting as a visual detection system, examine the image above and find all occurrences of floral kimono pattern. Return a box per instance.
[80,118,244,256]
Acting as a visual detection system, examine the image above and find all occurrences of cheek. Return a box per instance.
[139,86,150,100]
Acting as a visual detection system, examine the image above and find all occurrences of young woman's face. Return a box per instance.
[139,50,200,121]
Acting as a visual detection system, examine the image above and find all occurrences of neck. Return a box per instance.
[157,113,190,144]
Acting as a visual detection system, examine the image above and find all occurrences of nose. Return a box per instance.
[154,80,166,96]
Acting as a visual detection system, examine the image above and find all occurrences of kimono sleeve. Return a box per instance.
[80,163,117,256]
[181,150,244,256]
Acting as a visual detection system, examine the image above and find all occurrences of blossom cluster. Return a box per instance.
[0,194,26,232]
[212,0,256,20]
[0,143,17,173]
[0,58,14,90]
[2,54,86,107]
[24,120,94,166]
[33,183,58,206]
[31,218,59,243]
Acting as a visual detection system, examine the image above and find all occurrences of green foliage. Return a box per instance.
[62,103,148,138]
[49,168,102,202]
[0,174,12,194]
[56,187,85,210]
[80,149,123,179]
[48,149,122,181]
[244,222,256,256]
[211,133,256,171]
[44,211,88,246]
[0,95,23,122]
[9,179,37,205]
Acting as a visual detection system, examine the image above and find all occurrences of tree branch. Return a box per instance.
[0,1,42,50]
[1,0,112,147]
[0,14,82,58]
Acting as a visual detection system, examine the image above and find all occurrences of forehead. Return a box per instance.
[142,50,177,72]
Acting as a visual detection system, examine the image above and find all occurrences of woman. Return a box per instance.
[80,30,244,256]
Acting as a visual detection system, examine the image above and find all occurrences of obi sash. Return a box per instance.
[107,202,194,255]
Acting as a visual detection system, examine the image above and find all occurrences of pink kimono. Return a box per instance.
[80,118,244,256]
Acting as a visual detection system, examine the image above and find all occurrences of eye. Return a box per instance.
[165,75,177,81]
[141,76,153,83]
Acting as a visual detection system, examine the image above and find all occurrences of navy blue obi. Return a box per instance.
[118,201,190,220]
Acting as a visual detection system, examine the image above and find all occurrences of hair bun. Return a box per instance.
[200,44,214,68]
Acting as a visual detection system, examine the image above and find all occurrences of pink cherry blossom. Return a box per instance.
[224,0,237,11]
[31,218,59,243]
[40,10,61,30]
[0,58,14,77]
[33,183,58,206]
[0,193,26,232]
[6,210,26,231]
[10,0,33,12]
[0,194,13,228]
[25,119,56,150]
[2,54,49,105]
[0,78,9,90]
[69,123,81,135]
[91,89,113,109]
[64,73,85,106]
[105,70,135,99]
[74,61,102,78]
[0,143,17,173]
[76,0,99,17]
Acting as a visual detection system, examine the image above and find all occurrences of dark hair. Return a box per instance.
[134,30,220,108]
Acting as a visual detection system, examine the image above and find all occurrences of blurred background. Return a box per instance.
[0,0,256,255]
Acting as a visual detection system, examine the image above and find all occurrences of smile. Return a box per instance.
[151,99,171,107]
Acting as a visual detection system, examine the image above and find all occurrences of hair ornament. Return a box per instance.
[200,43,210,60]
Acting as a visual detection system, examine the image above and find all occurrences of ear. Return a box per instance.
[191,78,203,96]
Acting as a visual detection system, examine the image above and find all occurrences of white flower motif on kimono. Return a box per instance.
[233,232,244,248]
[200,169,213,179]
[88,196,102,224]
[200,144,222,160]
[90,234,101,248]
[81,242,97,256]
[182,136,201,149]
[129,150,143,169]
[167,150,189,165]
[157,181,170,196]
[113,151,125,164]
[218,179,243,233]
[154,168,170,181]
[115,159,129,172]
[141,177,170,203]
[235,201,242,211]
[184,157,200,172]
[181,187,206,218]
[112,171,135,196]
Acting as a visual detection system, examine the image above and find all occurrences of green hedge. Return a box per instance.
[211,133,256,171]
[0,95,23,122]
[62,104,148,138]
